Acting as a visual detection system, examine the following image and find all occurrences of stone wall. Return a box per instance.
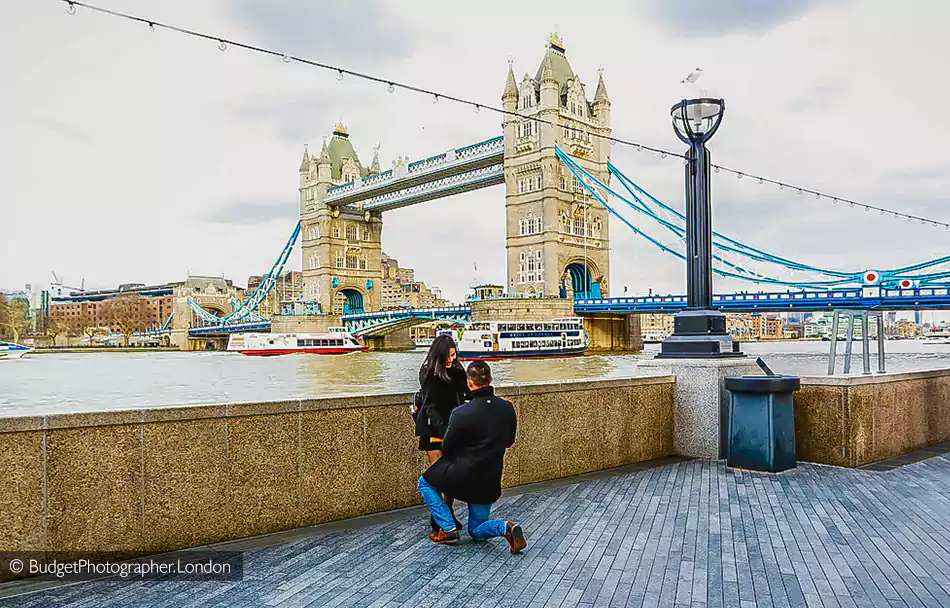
[796,369,950,467]
[470,297,575,321]
[0,376,674,567]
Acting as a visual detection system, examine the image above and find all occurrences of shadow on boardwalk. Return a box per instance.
[5,453,950,607]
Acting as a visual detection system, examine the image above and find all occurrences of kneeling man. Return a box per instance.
[417,360,527,553]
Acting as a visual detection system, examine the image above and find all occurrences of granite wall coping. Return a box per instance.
[801,367,950,387]
[0,374,676,432]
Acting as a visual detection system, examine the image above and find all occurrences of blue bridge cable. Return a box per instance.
[554,148,851,289]
[557,148,853,288]
[608,161,950,282]
[606,162,860,280]
[189,222,301,325]
[607,172,829,284]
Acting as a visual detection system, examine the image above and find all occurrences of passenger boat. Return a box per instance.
[922,335,950,345]
[227,327,367,356]
[443,317,589,360]
[0,341,31,360]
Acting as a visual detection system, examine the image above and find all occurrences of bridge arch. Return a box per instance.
[562,259,603,299]
[334,287,366,314]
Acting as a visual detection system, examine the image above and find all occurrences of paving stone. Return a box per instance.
[6,457,950,606]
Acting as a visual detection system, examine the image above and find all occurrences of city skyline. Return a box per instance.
[4,0,950,304]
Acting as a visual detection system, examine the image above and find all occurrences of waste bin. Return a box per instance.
[724,375,800,473]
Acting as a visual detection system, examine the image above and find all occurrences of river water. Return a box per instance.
[2,341,949,417]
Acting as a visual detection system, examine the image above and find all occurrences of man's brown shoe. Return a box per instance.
[428,528,460,545]
[504,522,527,554]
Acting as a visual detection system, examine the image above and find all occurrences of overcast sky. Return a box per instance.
[3,0,949,312]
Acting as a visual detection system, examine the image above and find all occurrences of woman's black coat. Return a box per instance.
[415,361,469,441]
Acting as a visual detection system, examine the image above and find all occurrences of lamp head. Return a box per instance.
[671,98,724,145]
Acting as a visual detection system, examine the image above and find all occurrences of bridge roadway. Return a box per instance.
[184,286,950,337]
[7,448,950,607]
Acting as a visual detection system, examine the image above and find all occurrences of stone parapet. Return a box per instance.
[796,368,950,467]
[0,375,674,573]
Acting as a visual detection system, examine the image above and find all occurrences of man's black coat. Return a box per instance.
[422,386,517,505]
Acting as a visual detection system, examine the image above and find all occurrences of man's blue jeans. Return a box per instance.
[418,476,507,540]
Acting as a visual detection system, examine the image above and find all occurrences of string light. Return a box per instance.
[56,0,950,231]
[473,104,480,114]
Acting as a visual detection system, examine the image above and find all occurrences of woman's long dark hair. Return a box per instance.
[422,334,458,384]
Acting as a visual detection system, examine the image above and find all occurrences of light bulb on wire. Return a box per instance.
[218,40,227,51]
[336,70,344,81]
[66,1,76,14]
[387,83,394,93]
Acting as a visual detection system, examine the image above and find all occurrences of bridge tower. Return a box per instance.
[503,33,612,299]
[299,124,384,315]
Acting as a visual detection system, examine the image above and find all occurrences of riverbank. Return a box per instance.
[29,348,181,354]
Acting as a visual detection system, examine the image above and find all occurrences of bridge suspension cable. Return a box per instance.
[57,0,950,231]
[556,146,950,289]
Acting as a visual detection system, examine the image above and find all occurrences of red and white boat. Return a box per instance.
[227,327,367,356]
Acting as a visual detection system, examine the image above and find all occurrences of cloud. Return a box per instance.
[225,0,413,64]
[236,91,343,143]
[30,118,94,144]
[640,0,837,37]
[786,74,850,113]
[204,201,299,225]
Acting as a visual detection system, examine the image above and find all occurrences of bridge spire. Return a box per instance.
[370,145,380,174]
[318,138,330,163]
[299,146,310,172]
[594,68,610,104]
[503,61,517,100]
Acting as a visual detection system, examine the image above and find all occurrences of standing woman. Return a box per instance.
[416,334,469,530]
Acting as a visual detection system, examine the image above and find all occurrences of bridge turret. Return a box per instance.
[298,146,311,212]
[539,51,558,110]
[502,62,518,158]
[317,138,332,187]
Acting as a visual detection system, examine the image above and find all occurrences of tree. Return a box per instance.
[104,294,148,347]
[0,295,30,344]
[45,315,69,346]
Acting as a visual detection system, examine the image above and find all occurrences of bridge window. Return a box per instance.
[336,257,345,269]
[332,226,340,238]
[519,216,543,236]
[518,250,544,283]
[309,254,320,270]
[345,224,357,241]
[308,225,319,240]
[517,175,542,195]
[346,255,359,269]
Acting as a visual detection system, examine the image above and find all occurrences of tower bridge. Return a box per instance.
[297,33,612,324]
[181,33,949,350]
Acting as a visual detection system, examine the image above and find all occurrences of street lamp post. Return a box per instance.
[658,98,743,358]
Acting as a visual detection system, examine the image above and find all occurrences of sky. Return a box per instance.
[3,0,949,314]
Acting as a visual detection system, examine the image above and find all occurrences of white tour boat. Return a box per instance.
[922,335,950,345]
[0,341,31,360]
[442,317,589,360]
[227,327,367,357]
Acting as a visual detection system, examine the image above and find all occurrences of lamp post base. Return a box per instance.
[657,309,744,359]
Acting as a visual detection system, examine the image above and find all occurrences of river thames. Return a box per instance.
[2,340,949,416]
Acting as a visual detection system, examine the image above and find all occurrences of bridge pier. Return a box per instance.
[362,329,415,352]
[582,314,643,353]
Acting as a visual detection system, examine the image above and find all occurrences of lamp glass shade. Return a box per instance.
[672,99,723,139]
